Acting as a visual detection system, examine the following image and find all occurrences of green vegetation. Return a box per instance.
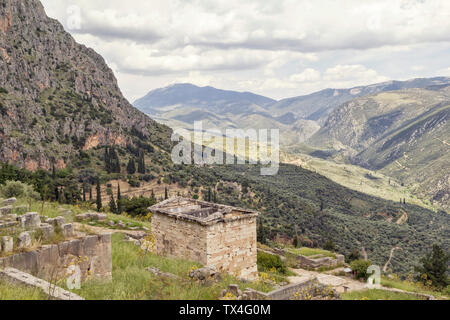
[415,244,449,288]
[342,289,425,300]
[257,251,287,274]
[0,281,48,300]
[0,180,40,200]
[381,276,449,300]
[350,260,373,280]
[70,234,274,300]
[117,196,156,217]
[1,158,448,276]
[287,247,336,259]
[282,150,439,212]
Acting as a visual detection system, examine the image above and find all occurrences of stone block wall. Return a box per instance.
[0,234,112,282]
[152,212,208,265]
[206,213,258,280]
[152,211,258,280]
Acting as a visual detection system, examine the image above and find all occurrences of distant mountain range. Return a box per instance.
[134,78,450,209]
[309,86,450,208]
[134,77,450,147]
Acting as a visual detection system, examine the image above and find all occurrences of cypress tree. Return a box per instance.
[89,186,93,201]
[117,184,122,214]
[109,147,120,173]
[96,179,102,212]
[82,184,86,202]
[165,187,168,200]
[415,244,449,288]
[151,189,155,201]
[127,158,136,175]
[137,150,146,174]
[109,194,117,214]
[55,186,60,202]
[104,147,111,173]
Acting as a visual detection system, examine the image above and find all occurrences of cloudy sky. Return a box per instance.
[41,0,450,101]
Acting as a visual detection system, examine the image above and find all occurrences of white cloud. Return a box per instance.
[323,65,390,87]
[290,68,322,82]
[40,0,450,100]
[439,67,450,76]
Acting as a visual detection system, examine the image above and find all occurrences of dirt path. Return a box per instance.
[383,247,402,272]
[396,212,408,225]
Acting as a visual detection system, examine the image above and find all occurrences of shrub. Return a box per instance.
[117,196,156,217]
[323,239,335,251]
[350,259,373,280]
[415,244,449,289]
[0,180,40,200]
[257,251,287,274]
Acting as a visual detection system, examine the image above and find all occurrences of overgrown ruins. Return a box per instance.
[149,197,259,280]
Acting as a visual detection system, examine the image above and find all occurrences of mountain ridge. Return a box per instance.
[0,0,172,170]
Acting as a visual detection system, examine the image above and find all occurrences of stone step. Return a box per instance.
[0,267,84,300]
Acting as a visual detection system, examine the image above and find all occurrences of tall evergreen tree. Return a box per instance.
[127,158,136,175]
[104,147,111,173]
[55,186,60,202]
[89,186,92,201]
[165,187,169,200]
[117,184,122,214]
[110,147,120,173]
[151,189,155,201]
[415,244,449,288]
[137,150,146,174]
[96,179,102,212]
[82,184,86,202]
[109,194,117,214]
[293,237,299,248]
[257,222,267,245]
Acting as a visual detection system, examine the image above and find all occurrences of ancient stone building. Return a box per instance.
[149,197,259,280]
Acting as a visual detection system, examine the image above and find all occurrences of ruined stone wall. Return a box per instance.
[152,212,208,265]
[206,213,258,281]
[0,234,112,282]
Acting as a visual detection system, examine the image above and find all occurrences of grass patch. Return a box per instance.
[69,234,273,300]
[381,277,449,300]
[287,247,336,259]
[0,281,48,300]
[342,289,425,300]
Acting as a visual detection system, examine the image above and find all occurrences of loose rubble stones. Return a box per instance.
[76,212,107,222]
[17,232,32,248]
[1,236,14,253]
[18,212,41,230]
[1,198,17,206]
[38,223,54,240]
[0,205,13,215]
[189,266,218,281]
[62,223,74,238]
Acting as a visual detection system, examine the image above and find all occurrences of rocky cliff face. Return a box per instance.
[0,0,171,170]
